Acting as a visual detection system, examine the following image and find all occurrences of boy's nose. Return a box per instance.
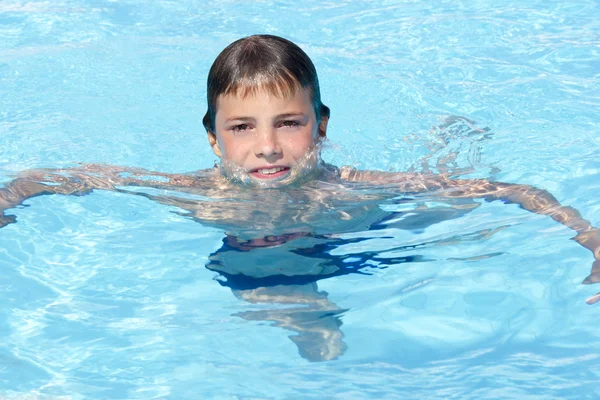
[254,129,282,160]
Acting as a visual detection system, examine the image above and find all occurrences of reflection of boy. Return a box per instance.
[1,34,600,306]
[209,232,351,362]
[205,195,480,361]
[207,200,465,290]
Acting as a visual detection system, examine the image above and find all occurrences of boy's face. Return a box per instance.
[207,87,328,185]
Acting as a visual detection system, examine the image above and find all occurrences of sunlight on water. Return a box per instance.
[1,0,599,399]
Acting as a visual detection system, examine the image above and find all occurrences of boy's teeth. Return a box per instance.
[257,167,285,175]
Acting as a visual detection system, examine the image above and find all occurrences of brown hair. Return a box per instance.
[202,34,330,132]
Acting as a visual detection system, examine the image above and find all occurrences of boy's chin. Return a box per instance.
[249,171,293,187]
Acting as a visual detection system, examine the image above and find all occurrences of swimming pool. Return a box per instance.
[1,0,599,398]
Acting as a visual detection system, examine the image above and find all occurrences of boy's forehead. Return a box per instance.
[216,86,312,111]
[220,80,303,100]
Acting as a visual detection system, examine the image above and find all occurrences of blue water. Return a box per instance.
[1,0,600,398]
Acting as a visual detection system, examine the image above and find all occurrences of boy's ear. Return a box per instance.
[207,131,222,158]
[318,116,329,138]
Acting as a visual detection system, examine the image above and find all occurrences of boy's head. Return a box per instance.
[203,35,331,186]
[202,34,330,133]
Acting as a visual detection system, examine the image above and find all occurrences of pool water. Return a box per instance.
[1,0,600,398]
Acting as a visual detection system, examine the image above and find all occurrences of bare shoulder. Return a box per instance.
[339,166,417,182]
[338,166,454,193]
[338,166,546,200]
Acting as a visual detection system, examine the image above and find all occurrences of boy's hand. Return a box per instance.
[582,259,600,284]
[0,212,16,228]
[586,291,600,305]
[574,229,600,261]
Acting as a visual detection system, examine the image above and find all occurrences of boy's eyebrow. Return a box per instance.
[225,113,308,123]
[274,112,308,120]
[224,116,255,123]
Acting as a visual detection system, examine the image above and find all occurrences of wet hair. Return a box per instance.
[202,34,330,132]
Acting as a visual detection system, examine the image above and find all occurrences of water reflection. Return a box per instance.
[204,197,482,362]
[233,285,348,362]
[16,170,489,362]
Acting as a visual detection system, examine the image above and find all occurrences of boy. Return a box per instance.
[2,34,600,360]
[1,34,599,306]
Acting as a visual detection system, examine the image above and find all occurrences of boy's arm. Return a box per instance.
[341,168,597,242]
[444,177,600,304]
[443,178,600,260]
[0,176,93,227]
[341,168,600,300]
[0,165,214,228]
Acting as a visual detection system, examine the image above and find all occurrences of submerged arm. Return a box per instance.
[0,164,216,228]
[444,178,599,258]
[342,168,600,300]
[0,175,92,227]
[441,176,600,304]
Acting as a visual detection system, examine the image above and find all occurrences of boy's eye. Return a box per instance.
[279,120,300,128]
[231,123,251,133]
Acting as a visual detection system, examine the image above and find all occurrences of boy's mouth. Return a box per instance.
[250,166,290,179]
